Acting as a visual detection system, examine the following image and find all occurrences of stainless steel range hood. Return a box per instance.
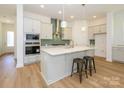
[52,18,62,39]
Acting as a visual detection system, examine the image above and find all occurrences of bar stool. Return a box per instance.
[83,56,96,76]
[71,58,87,83]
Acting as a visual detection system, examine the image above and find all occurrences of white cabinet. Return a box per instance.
[112,47,124,62]
[88,24,106,39]
[41,23,52,39]
[88,27,94,39]
[94,26,100,34]
[32,19,41,33]
[24,55,40,65]
[100,25,106,33]
[95,34,106,58]
[62,27,72,40]
[24,17,41,33]
[24,17,32,33]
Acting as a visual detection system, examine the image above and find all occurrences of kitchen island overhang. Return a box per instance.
[40,46,94,85]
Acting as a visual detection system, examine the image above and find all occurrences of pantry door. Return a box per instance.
[95,34,106,58]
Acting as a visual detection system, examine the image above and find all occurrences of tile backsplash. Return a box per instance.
[41,39,70,46]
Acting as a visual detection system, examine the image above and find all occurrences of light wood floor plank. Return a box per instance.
[0,54,124,88]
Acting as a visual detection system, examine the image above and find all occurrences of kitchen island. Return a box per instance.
[40,46,94,85]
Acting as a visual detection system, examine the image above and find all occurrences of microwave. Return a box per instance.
[26,34,39,41]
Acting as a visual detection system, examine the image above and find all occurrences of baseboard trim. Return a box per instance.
[40,70,77,86]
[0,52,14,57]
[113,60,124,63]
[40,72,49,86]
[95,56,114,62]
[94,56,106,59]
[16,64,24,68]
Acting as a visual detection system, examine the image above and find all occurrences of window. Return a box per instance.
[7,31,14,47]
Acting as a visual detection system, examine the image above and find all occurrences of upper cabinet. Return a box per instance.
[24,17,41,33]
[88,24,106,39]
[62,27,72,40]
[24,17,32,33]
[40,23,52,39]
[32,19,41,33]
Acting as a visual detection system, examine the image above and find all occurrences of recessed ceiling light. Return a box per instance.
[58,11,62,14]
[40,5,44,8]
[70,16,74,19]
[81,27,86,31]
[93,16,96,18]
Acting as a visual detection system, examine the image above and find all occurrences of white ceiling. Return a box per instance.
[0,4,16,24]
[0,4,16,16]
[0,16,15,24]
[24,4,124,21]
[0,4,124,23]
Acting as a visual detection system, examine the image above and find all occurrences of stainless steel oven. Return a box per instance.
[25,46,40,55]
[24,33,40,55]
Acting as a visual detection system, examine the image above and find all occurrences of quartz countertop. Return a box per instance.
[41,46,94,56]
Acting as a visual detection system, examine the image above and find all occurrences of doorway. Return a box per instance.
[0,5,16,57]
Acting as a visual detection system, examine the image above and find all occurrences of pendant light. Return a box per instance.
[61,4,67,28]
[81,4,86,31]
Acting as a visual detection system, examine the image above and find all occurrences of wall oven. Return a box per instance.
[25,46,40,55]
[24,33,40,55]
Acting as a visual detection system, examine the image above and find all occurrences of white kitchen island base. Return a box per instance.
[40,46,94,85]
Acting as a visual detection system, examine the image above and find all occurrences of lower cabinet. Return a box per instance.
[112,47,124,62]
[40,50,93,85]
[24,55,40,65]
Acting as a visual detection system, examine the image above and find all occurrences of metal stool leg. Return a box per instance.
[71,61,74,77]
[92,58,96,73]
[77,62,79,73]
[89,59,92,76]
[79,62,83,83]
[84,59,88,78]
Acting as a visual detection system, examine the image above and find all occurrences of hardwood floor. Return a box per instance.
[49,57,124,88]
[0,54,124,88]
[0,54,46,88]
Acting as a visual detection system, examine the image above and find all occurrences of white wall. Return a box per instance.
[106,12,114,62]
[88,17,106,26]
[1,23,15,54]
[72,20,88,46]
[24,11,51,24]
[16,4,24,68]
[0,22,2,56]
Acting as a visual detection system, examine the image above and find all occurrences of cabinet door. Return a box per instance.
[24,17,33,33]
[88,27,94,39]
[62,28,72,40]
[112,47,124,62]
[41,23,52,39]
[95,34,106,57]
[100,25,106,33]
[94,26,100,33]
[45,24,52,39]
[32,19,41,34]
